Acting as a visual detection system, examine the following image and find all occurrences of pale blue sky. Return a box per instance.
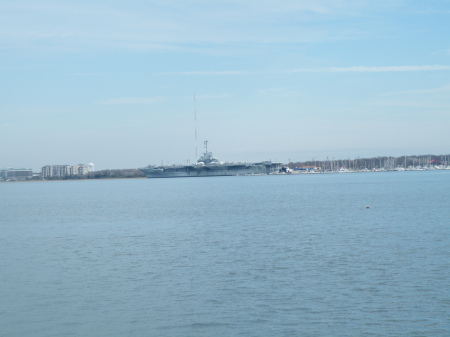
[1,0,450,170]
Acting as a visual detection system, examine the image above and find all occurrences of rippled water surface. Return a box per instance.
[1,171,450,336]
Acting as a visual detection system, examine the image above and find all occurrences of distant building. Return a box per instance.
[0,167,33,181]
[41,164,91,178]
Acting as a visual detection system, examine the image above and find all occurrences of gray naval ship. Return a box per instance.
[140,141,281,178]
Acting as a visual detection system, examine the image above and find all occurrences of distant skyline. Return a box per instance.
[1,0,450,171]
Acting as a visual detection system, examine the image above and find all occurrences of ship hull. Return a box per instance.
[140,162,280,178]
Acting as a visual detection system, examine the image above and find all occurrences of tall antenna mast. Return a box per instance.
[194,93,198,160]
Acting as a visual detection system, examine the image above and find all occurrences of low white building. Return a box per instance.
[0,167,33,181]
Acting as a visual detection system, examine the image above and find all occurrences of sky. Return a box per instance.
[1,0,450,171]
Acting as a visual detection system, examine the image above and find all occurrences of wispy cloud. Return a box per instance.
[162,65,450,76]
[382,84,450,96]
[98,97,164,105]
[160,70,255,75]
[370,100,450,110]
[370,83,450,111]
[191,93,230,99]
[290,65,450,73]
[0,0,404,52]
[257,88,305,98]
[68,72,104,77]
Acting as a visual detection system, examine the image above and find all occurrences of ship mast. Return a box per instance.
[194,93,198,160]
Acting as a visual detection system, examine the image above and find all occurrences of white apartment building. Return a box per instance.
[41,164,91,178]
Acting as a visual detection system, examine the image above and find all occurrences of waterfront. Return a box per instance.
[1,171,449,336]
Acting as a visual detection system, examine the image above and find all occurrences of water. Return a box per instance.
[1,171,449,336]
